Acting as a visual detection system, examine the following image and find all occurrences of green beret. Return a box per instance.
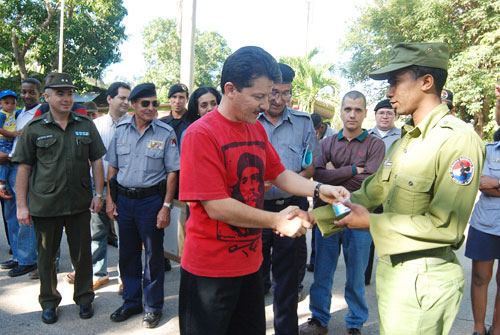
[44,72,76,89]
[369,42,449,80]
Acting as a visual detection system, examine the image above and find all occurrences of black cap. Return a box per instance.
[278,63,295,84]
[168,83,189,99]
[374,99,393,112]
[129,83,156,101]
[311,113,322,129]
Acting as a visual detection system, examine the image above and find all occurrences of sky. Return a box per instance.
[103,0,369,90]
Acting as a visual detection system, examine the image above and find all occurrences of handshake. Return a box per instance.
[273,206,316,238]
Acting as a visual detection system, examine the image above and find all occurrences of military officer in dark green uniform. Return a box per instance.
[13,72,106,325]
[309,43,485,334]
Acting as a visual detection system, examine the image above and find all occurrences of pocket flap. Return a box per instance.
[395,174,434,192]
[35,137,57,148]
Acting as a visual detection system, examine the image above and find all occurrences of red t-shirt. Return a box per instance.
[179,109,285,277]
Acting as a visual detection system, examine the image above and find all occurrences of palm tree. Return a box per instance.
[280,48,340,115]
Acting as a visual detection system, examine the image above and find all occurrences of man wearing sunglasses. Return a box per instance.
[105,83,180,329]
[257,63,319,335]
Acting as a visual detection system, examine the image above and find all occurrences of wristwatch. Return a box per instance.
[96,193,104,200]
[163,202,173,209]
[313,183,323,201]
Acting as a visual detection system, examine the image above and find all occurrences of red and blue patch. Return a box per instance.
[449,158,474,185]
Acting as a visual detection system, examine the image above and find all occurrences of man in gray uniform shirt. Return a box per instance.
[105,83,180,329]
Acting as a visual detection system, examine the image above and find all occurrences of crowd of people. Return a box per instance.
[0,41,499,335]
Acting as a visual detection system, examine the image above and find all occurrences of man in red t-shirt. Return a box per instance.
[178,46,349,335]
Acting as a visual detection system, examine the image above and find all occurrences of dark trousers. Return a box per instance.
[116,193,164,313]
[33,211,94,309]
[261,196,309,335]
[179,268,265,335]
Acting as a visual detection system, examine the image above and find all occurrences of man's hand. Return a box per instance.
[285,207,316,225]
[335,201,370,230]
[157,206,171,229]
[480,174,499,190]
[17,205,32,226]
[318,185,350,204]
[273,206,312,238]
[106,195,118,219]
[326,162,336,170]
[90,196,103,213]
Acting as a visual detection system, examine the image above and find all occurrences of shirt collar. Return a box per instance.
[43,110,77,125]
[337,128,369,141]
[130,115,156,133]
[258,107,292,125]
[401,103,449,139]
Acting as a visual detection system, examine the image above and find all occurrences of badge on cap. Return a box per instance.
[449,158,474,185]
[441,90,449,100]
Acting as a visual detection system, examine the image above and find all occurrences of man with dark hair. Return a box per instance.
[323,42,485,334]
[0,78,41,279]
[311,113,336,141]
[300,91,385,335]
[178,46,348,335]
[258,62,319,334]
[14,72,106,324]
[106,83,179,329]
[161,83,190,142]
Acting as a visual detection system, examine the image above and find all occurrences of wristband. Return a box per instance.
[313,182,323,201]
[163,202,172,209]
[96,193,104,200]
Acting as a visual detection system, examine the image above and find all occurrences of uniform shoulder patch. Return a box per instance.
[449,157,474,185]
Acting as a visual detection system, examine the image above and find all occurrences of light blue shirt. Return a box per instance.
[258,107,319,200]
[368,126,401,155]
[105,116,180,188]
[469,141,500,236]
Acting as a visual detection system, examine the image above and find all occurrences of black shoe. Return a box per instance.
[107,238,118,248]
[79,303,94,319]
[347,328,362,335]
[41,307,58,324]
[306,263,314,272]
[8,263,37,277]
[1,259,18,269]
[142,312,162,328]
[164,258,172,272]
[8,248,12,255]
[110,306,143,322]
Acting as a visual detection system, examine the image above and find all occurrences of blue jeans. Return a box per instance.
[90,186,111,278]
[4,163,37,266]
[309,227,372,329]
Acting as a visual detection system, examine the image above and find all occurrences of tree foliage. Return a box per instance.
[142,18,231,102]
[0,0,127,90]
[342,0,500,138]
[280,48,340,115]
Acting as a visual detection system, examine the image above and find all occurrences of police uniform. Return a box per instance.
[312,43,485,335]
[12,110,106,310]
[105,87,180,317]
[258,105,319,334]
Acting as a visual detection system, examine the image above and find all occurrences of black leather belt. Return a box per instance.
[117,183,161,199]
[264,197,294,206]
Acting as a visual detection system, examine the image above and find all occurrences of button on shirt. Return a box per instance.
[368,126,401,155]
[93,112,132,180]
[106,116,180,188]
[258,107,319,200]
[469,141,500,236]
[12,111,106,217]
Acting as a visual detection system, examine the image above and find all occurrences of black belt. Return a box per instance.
[117,183,161,199]
[264,197,294,206]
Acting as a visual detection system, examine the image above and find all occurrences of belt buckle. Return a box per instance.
[127,188,137,199]
[276,199,285,205]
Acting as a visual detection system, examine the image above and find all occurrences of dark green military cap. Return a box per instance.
[369,42,449,80]
[44,72,76,89]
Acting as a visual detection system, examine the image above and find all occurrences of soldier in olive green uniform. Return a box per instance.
[13,72,106,325]
[311,43,485,334]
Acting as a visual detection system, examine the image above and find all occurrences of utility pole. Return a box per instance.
[305,0,312,55]
[179,0,196,90]
[58,0,65,72]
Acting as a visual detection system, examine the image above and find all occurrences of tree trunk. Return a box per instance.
[474,89,490,139]
[11,31,28,79]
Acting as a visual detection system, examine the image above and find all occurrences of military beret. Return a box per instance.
[278,63,295,84]
[311,113,323,129]
[0,90,17,100]
[369,42,449,80]
[168,83,189,99]
[44,72,76,89]
[374,99,393,112]
[129,83,156,101]
[83,101,98,113]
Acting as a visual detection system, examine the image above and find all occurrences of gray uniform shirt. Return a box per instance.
[368,126,401,155]
[105,116,180,188]
[258,107,319,200]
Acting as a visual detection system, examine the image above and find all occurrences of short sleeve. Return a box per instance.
[164,131,180,173]
[0,113,7,128]
[263,131,286,181]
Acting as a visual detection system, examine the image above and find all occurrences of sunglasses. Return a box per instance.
[140,100,159,108]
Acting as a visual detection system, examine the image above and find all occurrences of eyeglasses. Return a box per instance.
[269,91,291,101]
[140,100,159,108]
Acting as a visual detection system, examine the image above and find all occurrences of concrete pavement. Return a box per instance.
[0,224,497,334]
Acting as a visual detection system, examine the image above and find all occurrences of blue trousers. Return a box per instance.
[117,193,164,313]
[309,227,372,329]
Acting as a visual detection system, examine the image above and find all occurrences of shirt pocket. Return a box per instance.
[145,148,164,173]
[391,174,434,215]
[76,136,92,160]
[116,143,131,169]
[283,144,302,172]
[35,137,58,164]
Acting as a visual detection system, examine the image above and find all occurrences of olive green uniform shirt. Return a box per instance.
[313,103,485,257]
[12,111,106,217]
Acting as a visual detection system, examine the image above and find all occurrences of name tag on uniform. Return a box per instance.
[147,140,164,150]
[75,131,89,136]
[37,134,54,141]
